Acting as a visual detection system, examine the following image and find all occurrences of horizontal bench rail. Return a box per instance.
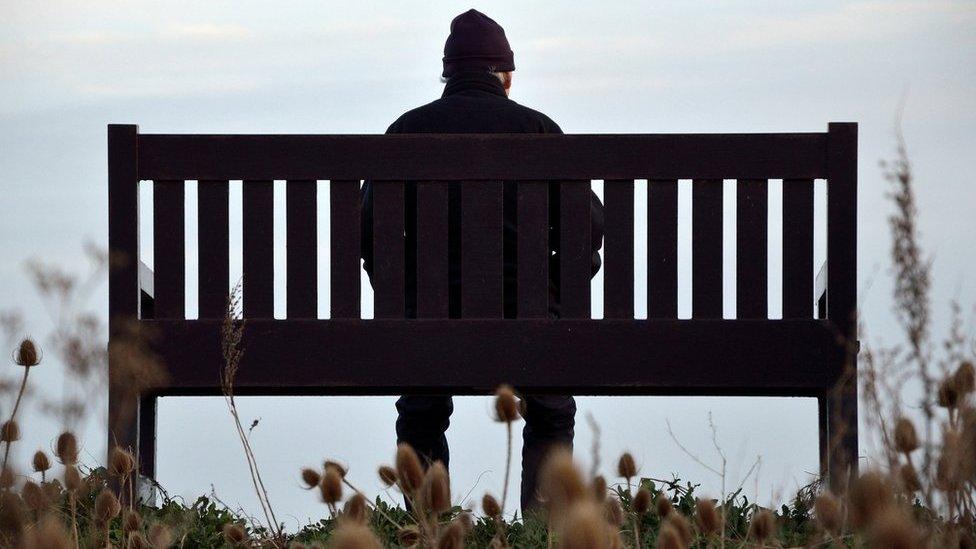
[142,319,845,395]
[137,133,828,180]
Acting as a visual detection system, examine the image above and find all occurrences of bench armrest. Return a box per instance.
[139,261,154,299]
[814,261,827,319]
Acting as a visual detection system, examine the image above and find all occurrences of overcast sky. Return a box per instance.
[1,0,975,529]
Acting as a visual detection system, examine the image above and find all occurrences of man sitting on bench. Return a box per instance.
[361,9,604,511]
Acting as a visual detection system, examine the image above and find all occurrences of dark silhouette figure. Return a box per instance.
[360,9,604,511]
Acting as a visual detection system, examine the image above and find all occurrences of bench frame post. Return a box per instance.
[825,122,859,490]
[107,124,157,497]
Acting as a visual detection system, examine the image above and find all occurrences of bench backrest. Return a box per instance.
[107,123,856,396]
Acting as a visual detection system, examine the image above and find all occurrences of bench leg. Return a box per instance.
[138,394,158,497]
[818,393,829,479]
[108,383,138,501]
[822,375,858,492]
[108,387,156,503]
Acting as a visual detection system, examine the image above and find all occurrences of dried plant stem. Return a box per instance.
[220,284,282,542]
[341,477,402,530]
[69,493,79,549]
[632,516,641,547]
[1,365,30,471]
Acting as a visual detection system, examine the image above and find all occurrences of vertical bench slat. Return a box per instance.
[783,178,814,318]
[286,180,317,318]
[373,181,405,318]
[517,181,549,318]
[242,180,274,318]
[417,182,449,318]
[736,179,768,319]
[648,179,678,318]
[461,181,504,318]
[198,181,229,318]
[153,180,185,319]
[692,179,723,318]
[330,180,361,319]
[559,180,591,319]
[604,179,634,319]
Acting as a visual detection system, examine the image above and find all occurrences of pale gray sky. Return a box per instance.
[1,0,975,529]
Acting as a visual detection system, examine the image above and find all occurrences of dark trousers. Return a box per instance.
[395,394,576,511]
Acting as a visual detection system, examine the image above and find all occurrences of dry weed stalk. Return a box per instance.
[219,282,283,542]
[2,338,40,472]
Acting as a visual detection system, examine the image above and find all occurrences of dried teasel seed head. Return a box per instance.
[324,460,348,478]
[955,361,975,394]
[421,461,451,515]
[109,447,136,477]
[42,480,62,501]
[0,466,15,489]
[1,421,20,442]
[695,498,722,536]
[868,506,919,549]
[63,465,82,492]
[456,511,474,532]
[123,509,143,533]
[900,463,922,493]
[55,432,79,465]
[300,468,321,489]
[939,378,960,409]
[148,523,173,549]
[482,493,501,517]
[378,465,397,487]
[395,443,424,494]
[0,491,25,537]
[849,471,892,528]
[15,338,40,367]
[591,475,607,501]
[936,448,961,492]
[748,509,775,542]
[668,513,694,547]
[22,514,71,549]
[436,519,467,549]
[21,480,47,511]
[127,532,149,549]
[656,494,673,518]
[494,384,520,423]
[331,523,382,549]
[633,487,652,515]
[319,466,343,505]
[539,449,586,512]
[814,492,842,534]
[397,525,421,545]
[343,493,368,524]
[605,497,625,526]
[222,522,247,545]
[656,522,684,549]
[95,488,121,522]
[557,502,607,549]
[32,450,51,473]
[894,417,919,454]
[617,452,637,480]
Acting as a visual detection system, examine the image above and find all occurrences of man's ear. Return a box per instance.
[501,71,513,95]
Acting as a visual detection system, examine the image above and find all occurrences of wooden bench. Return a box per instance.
[107,123,858,491]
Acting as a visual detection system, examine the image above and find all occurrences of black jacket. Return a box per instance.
[361,71,604,318]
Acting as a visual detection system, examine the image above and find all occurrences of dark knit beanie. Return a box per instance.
[442,9,515,78]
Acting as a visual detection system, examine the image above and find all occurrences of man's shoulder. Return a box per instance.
[387,96,563,134]
[507,100,562,133]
